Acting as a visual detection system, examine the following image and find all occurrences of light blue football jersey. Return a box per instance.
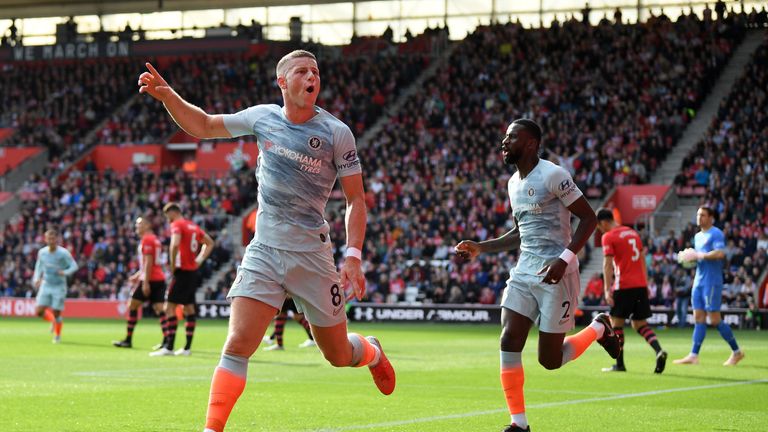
[507,159,582,275]
[693,226,726,288]
[223,104,362,253]
[33,246,78,292]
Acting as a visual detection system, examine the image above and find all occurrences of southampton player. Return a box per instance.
[138,49,395,432]
[32,228,78,343]
[456,119,620,432]
[150,203,215,357]
[113,216,168,349]
[674,207,744,366]
[596,208,667,373]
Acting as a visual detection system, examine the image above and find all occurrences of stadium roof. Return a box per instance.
[0,0,350,19]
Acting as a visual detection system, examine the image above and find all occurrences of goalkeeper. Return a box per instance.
[673,207,744,366]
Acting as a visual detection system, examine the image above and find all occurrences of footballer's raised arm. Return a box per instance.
[138,62,232,139]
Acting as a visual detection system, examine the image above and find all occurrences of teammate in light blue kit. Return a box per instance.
[32,229,78,343]
[674,207,744,366]
[455,119,619,432]
[137,49,395,432]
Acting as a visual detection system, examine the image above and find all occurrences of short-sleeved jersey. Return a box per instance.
[171,219,204,271]
[223,104,361,252]
[138,233,165,281]
[508,159,583,275]
[693,226,726,288]
[33,246,78,291]
[602,225,647,289]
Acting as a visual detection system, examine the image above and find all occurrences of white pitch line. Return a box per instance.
[316,379,768,432]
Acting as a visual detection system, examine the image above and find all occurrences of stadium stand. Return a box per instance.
[317,14,749,305]
[0,36,436,300]
[670,34,768,312]
[0,167,255,299]
[98,50,430,146]
[1,12,764,312]
[0,59,137,161]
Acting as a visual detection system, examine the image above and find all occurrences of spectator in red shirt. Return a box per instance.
[582,273,604,306]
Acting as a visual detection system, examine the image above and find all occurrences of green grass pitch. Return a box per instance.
[2,318,767,431]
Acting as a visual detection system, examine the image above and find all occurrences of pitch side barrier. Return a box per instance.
[195,301,763,328]
[578,306,764,329]
[2,298,761,328]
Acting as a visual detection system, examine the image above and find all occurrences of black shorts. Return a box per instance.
[610,287,652,320]
[280,297,298,314]
[132,280,166,304]
[167,269,200,305]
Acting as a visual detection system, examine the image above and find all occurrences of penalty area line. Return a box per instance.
[316,379,768,432]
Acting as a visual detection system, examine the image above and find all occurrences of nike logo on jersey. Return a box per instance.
[332,304,345,316]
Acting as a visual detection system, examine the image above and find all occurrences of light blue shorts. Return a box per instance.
[36,288,66,311]
[501,269,580,333]
[229,242,345,327]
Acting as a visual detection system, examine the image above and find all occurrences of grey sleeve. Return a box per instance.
[333,125,362,178]
[32,250,43,284]
[546,165,583,207]
[222,105,268,138]
[62,249,79,276]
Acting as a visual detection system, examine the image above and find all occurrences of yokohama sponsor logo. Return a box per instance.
[271,145,322,172]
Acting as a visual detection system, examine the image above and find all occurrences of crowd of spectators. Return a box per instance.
[580,37,768,325]
[316,13,748,306]
[98,50,430,146]
[0,165,256,300]
[0,36,434,301]
[674,35,768,314]
[3,12,765,313]
[0,59,137,162]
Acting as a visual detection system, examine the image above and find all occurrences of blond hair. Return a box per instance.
[276,49,317,79]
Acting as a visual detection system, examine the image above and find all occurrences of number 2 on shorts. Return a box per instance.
[561,300,571,319]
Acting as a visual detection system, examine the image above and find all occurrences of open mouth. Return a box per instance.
[306,85,315,94]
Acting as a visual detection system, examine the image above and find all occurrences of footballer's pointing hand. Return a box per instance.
[138,62,173,102]
[340,257,365,301]
[455,240,481,261]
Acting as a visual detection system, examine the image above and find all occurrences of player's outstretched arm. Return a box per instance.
[455,223,520,260]
[138,62,232,139]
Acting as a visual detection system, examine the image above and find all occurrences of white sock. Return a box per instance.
[589,320,605,339]
[512,413,528,428]
[369,346,381,367]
